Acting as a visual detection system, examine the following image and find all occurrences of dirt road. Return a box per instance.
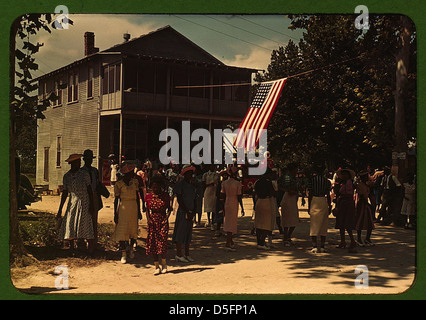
[11,194,416,295]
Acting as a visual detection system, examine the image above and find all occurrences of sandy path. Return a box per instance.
[11,195,416,295]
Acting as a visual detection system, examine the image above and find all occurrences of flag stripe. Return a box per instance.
[247,79,283,150]
[246,81,280,150]
[234,78,286,152]
[254,79,286,146]
[242,82,275,149]
[235,107,256,148]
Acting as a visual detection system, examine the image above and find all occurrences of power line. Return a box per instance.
[236,16,302,42]
[205,15,284,46]
[172,15,276,52]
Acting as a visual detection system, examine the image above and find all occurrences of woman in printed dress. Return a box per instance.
[335,169,357,253]
[56,154,95,254]
[113,163,142,263]
[145,176,172,275]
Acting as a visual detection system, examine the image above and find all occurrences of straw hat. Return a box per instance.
[336,168,356,179]
[181,165,196,176]
[120,163,136,174]
[65,153,83,163]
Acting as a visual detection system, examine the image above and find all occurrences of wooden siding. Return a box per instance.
[36,61,101,189]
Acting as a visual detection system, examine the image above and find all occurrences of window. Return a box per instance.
[68,72,78,103]
[44,147,49,181]
[138,62,155,93]
[52,80,62,106]
[87,66,94,98]
[102,64,121,95]
[108,66,115,94]
[155,64,167,94]
[115,64,121,91]
[56,136,62,167]
[102,67,109,95]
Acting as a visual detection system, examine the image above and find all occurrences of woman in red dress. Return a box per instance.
[145,176,172,275]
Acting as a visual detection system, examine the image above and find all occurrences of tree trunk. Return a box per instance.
[393,15,412,182]
[9,18,35,265]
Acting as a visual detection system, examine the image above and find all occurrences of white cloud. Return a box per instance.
[29,14,159,76]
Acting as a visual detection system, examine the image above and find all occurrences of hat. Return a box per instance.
[181,165,196,176]
[336,168,356,179]
[65,153,83,163]
[218,169,229,176]
[358,170,369,177]
[83,149,95,159]
[121,163,136,174]
[227,166,238,175]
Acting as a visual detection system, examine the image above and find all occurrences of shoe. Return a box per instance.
[210,224,215,231]
[319,247,327,253]
[129,248,135,259]
[121,251,127,264]
[161,265,167,274]
[257,245,269,250]
[175,255,189,263]
[310,247,319,253]
[364,239,375,247]
[355,240,365,247]
[336,242,347,249]
[154,267,161,275]
[185,255,195,262]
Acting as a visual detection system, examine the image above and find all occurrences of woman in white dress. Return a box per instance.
[202,164,219,229]
[221,167,245,251]
[401,173,416,229]
[56,154,95,254]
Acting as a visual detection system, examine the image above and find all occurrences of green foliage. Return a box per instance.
[259,15,416,172]
[18,213,58,247]
[12,14,73,173]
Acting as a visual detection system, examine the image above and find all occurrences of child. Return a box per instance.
[401,173,416,229]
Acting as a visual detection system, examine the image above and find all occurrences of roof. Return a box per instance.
[34,25,258,81]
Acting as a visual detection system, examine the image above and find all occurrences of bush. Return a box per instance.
[18,213,58,247]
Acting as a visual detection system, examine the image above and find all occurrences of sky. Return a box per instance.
[25,14,304,79]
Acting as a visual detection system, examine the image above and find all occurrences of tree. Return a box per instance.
[10,14,71,264]
[259,14,416,174]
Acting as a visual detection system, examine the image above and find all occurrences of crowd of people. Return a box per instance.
[55,151,416,275]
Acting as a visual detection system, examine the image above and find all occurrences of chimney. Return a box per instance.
[84,32,99,56]
[123,33,130,42]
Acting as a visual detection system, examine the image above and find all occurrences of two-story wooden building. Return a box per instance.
[35,25,257,190]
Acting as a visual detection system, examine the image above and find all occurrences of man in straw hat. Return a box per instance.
[56,153,96,254]
[81,149,109,246]
[172,165,197,262]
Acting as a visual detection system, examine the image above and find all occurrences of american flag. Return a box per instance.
[234,78,286,151]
